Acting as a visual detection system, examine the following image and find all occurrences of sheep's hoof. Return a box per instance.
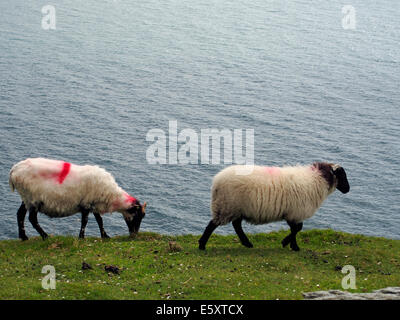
[101,234,110,239]
[41,233,49,240]
[20,235,29,241]
[242,242,253,248]
[290,244,300,251]
[198,243,206,250]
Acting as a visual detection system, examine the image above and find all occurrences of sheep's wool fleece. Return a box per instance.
[9,158,129,217]
[211,165,335,225]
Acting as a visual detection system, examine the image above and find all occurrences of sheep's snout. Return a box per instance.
[123,215,141,237]
[334,167,350,194]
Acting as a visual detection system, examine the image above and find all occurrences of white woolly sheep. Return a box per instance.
[9,158,147,240]
[199,162,349,251]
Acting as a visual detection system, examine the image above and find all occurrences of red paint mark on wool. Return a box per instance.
[124,193,137,204]
[58,162,71,184]
[264,166,280,175]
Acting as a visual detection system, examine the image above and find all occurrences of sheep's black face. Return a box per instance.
[124,202,147,237]
[334,167,350,194]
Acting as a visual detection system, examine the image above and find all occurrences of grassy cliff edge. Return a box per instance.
[0,230,399,300]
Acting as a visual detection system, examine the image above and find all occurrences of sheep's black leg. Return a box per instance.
[79,209,90,239]
[199,220,219,250]
[282,221,303,251]
[93,213,110,238]
[289,222,303,251]
[232,218,253,248]
[28,207,48,240]
[17,202,28,241]
[281,233,292,248]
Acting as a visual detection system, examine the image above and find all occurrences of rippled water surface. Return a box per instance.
[0,0,399,239]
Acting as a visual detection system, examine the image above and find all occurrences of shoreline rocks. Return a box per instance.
[303,287,400,300]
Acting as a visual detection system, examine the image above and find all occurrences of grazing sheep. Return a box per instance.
[199,162,349,251]
[9,158,147,240]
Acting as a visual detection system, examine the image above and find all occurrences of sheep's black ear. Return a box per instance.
[333,167,350,194]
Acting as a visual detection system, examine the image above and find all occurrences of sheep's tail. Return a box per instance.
[9,166,16,192]
[9,162,22,192]
[210,184,219,218]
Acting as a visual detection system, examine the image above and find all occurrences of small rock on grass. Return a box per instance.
[168,241,183,252]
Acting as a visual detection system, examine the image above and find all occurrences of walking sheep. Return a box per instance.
[9,158,147,240]
[199,162,349,251]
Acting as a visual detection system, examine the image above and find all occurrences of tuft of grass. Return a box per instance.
[0,230,399,300]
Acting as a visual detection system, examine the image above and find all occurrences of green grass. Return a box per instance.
[0,230,399,300]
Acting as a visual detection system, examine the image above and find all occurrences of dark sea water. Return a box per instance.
[0,0,399,240]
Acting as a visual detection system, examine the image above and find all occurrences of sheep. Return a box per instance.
[198,162,349,251]
[9,158,147,241]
